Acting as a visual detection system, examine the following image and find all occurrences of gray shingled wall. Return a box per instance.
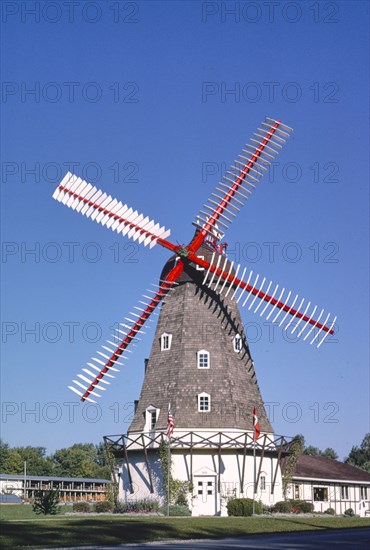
[128,242,273,434]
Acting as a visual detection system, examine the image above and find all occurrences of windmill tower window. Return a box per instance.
[150,411,157,430]
[233,334,242,352]
[145,406,159,431]
[198,392,211,412]
[160,333,172,351]
[197,350,210,369]
[260,476,266,491]
[195,255,205,271]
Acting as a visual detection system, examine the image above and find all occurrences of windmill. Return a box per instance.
[53,117,336,515]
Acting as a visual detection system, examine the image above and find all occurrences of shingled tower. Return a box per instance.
[129,240,272,435]
[109,240,287,516]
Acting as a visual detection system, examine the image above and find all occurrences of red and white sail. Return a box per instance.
[68,280,178,402]
[199,252,336,348]
[53,173,170,249]
[192,117,293,241]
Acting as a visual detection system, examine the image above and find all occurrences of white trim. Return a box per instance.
[145,405,160,431]
[292,476,370,485]
[160,332,172,351]
[233,334,242,352]
[197,350,210,369]
[198,392,211,412]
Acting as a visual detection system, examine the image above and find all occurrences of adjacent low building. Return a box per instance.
[284,455,370,516]
[0,474,111,503]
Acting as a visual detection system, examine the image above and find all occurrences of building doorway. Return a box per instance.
[194,476,217,515]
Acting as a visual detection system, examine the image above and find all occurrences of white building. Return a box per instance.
[285,455,370,516]
[0,474,111,502]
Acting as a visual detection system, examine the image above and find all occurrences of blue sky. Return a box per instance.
[1,0,369,459]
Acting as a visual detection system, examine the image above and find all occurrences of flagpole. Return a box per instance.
[253,440,256,516]
[167,435,170,517]
[166,402,172,517]
[252,406,260,517]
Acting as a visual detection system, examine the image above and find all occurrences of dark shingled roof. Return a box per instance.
[283,455,370,482]
[0,474,111,483]
[129,242,273,433]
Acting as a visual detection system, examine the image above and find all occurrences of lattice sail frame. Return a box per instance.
[201,253,336,348]
[52,117,336,402]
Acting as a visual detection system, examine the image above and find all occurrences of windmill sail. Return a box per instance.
[53,173,171,249]
[68,279,178,402]
[192,117,293,242]
[196,252,336,348]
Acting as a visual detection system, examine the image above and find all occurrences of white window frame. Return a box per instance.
[195,255,205,271]
[197,350,210,369]
[198,392,211,412]
[233,334,242,352]
[145,406,159,431]
[260,476,266,491]
[160,332,172,351]
[341,485,349,500]
[360,486,367,500]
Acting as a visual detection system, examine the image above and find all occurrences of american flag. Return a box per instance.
[167,403,174,440]
[253,406,260,442]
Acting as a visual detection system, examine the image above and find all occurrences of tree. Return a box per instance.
[16,446,53,475]
[52,443,110,479]
[303,445,321,456]
[0,440,111,479]
[345,433,370,473]
[282,434,305,498]
[1,449,24,474]
[321,447,338,460]
[0,440,10,471]
[0,441,53,475]
[32,489,60,515]
[303,445,338,460]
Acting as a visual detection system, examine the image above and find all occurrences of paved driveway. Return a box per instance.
[52,527,370,549]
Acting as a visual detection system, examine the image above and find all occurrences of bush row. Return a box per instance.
[226,498,318,516]
[273,500,314,514]
[72,499,160,514]
[227,498,263,516]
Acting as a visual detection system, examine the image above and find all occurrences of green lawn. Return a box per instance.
[0,504,73,520]
[1,511,370,549]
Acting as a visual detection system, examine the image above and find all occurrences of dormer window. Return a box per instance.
[197,350,210,369]
[233,334,242,352]
[145,406,159,431]
[160,332,172,351]
[198,392,211,412]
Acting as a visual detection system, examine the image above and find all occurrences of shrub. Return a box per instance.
[325,507,335,515]
[159,504,191,516]
[344,508,355,517]
[113,499,159,513]
[273,500,292,513]
[73,501,90,513]
[290,500,314,513]
[175,490,188,506]
[227,498,263,517]
[94,500,113,513]
[32,490,60,515]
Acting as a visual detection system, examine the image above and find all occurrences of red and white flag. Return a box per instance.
[253,406,260,442]
[167,403,174,440]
